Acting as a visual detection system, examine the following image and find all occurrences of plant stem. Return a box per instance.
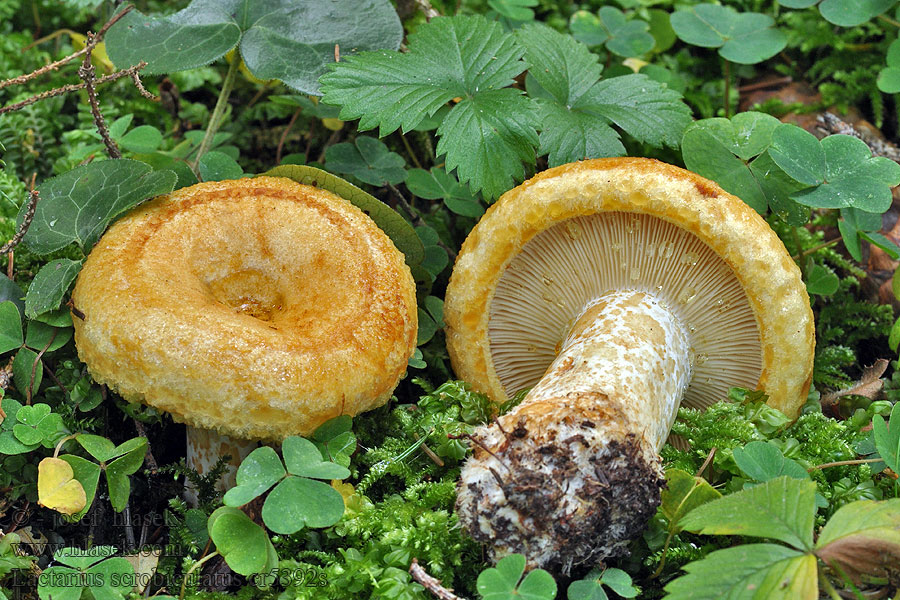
[808,457,885,471]
[193,57,239,169]
[791,237,841,262]
[179,551,219,600]
[819,565,843,600]
[878,13,900,28]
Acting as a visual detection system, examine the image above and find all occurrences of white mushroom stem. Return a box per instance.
[183,427,257,506]
[456,290,693,574]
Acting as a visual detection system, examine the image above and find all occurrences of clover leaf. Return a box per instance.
[569,7,655,57]
[567,567,639,600]
[0,398,39,455]
[13,404,65,447]
[106,0,403,95]
[38,547,134,600]
[37,457,87,516]
[805,261,840,296]
[208,506,278,576]
[477,554,556,600]
[780,0,894,27]
[406,168,483,218]
[878,38,900,93]
[311,416,357,468]
[223,446,286,507]
[671,4,787,64]
[325,136,407,187]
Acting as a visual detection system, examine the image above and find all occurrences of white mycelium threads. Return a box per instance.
[456,290,693,574]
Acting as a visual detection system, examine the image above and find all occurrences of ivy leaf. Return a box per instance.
[24,259,84,319]
[569,7,655,56]
[680,476,816,551]
[663,544,817,599]
[325,136,407,186]
[477,554,557,600]
[519,24,689,167]
[22,160,176,254]
[223,446,286,507]
[320,15,538,199]
[107,0,402,94]
[814,499,900,581]
[872,402,900,473]
[670,4,787,64]
[261,165,424,266]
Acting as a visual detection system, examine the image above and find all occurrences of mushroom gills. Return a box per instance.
[457,289,692,574]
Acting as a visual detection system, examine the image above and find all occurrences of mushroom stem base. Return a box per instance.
[456,290,692,574]
[184,427,258,506]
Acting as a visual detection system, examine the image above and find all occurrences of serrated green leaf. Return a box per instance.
[872,403,900,473]
[663,544,817,600]
[819,0,894,26]
[320,15,537,199]
[223,446,286,507]
[680,476,816,551]
[208,506,270,575]
[260,165,424,266]
[23,160,176,254]
[670,4,786,64]
[0,301,23,354]
[24,259,83,319]
[261,476,345,533]
[325,136,407,186]
[814,499,900,580]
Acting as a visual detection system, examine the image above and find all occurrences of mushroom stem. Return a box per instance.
[184,427,257,505]
[456,290,692,574]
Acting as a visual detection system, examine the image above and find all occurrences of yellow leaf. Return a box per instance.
[38,457,86,515]
[623,57,649,73]
[69,32,114,74]
[321,118,344,131]
[225,49,273,85]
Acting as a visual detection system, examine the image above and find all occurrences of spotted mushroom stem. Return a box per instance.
[456,289,693,575]
[183,427,257,506]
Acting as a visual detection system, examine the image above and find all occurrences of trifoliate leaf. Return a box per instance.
[663,544,817,600]
[37,457,87,516]
[25,259,84,319]
[767,124,825,186]
[54,546,117,570]
[223,446,286,507]
[877,38,900,93]
[405,168,483,218]
[262,476,346,533]
[325,136,407,186]
[208,506,272,576]
[22,160,176,254]
[107,0,402,94]
[477,554,557,600]
[788,134,900,212]
[819,0,894,27]
[489,0,538,21]
[814,499,900,581]
[569,7,654,56]
[320,15,538,199]
[105,440,148,512]
[58,455,102,521]
[733,441,811,481]
[680,476,816,551]
[670,4,787,64]
[261,165,424,266]
[282,436,350,480]
[805,263,840,296]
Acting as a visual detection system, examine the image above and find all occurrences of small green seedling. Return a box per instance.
[567,567,639,600]
[476,554,556,600]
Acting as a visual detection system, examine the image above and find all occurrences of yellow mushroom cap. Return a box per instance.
[72,176,418,441]
[445,158,814,419]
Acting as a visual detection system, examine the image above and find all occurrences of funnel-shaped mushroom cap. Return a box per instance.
[445,158,814,419]
[72,177,418,441]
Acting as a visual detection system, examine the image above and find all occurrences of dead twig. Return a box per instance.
[409,558,467,600]
[816,112,900,162]
[0,62,148,115]
[0,190,39,256]
[78,33,121,159]
[276,107,303,164]
[0,5,133,91]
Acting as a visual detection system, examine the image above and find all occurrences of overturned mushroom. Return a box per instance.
[72,177,417,497]
[445,158,814,574]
